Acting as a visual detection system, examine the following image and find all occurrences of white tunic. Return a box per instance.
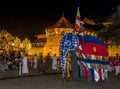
[52,56,57,70]
[22,56,28,74]
[33,56,38,69]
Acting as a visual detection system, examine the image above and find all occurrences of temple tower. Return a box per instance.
[43,15,74,57]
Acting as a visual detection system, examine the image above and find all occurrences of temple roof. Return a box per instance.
[83,17,106,31]
[83,22,105,31]
[45,16,110,31]
[46,15,73,29]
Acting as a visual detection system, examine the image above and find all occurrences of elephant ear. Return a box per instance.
[59,33,79,78]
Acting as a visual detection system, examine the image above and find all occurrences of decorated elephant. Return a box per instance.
[60,33,108,82]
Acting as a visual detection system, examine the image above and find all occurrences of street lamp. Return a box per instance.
[49,48,52,55]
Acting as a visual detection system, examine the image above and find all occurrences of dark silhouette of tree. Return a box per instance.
[97,5,120,46]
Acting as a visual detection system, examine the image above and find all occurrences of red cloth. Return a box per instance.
[83,66,89,78]
[115,60,120,66]
[78,42,108,57]
[98,68,102,82]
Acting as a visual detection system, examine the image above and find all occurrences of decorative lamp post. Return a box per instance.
[49,48,52,56]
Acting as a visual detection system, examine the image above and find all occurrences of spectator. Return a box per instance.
[22,54,28,74]
[38,53,44,73]
[45,53,51,72]
[51,54,58,71]
[33,54,38,69]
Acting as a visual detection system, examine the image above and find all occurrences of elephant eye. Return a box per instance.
[66,41,71,46]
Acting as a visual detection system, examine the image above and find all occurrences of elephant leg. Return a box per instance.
[69,50,79,80]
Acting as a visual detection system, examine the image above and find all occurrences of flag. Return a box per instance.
[75,6,81,31]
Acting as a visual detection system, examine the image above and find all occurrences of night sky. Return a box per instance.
[0,0,120,41]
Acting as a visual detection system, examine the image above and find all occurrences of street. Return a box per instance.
[0,72,120,89]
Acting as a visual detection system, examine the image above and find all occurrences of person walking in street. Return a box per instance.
[38,53,44,73]
[33,54,38,69]
[114,54,120,75]
[51,54,58,71]
[22,53,28,74]
[45,53,51,72]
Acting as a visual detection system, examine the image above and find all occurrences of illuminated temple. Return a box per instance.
[28,15,74,57]
[27,15,120,57]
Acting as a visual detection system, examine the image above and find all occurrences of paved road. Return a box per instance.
[0,71,120,89]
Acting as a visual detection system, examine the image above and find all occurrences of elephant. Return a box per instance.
[60,33,108,82]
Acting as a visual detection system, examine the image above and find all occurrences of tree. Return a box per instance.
[97,5,120,46]
[0,29,32,53]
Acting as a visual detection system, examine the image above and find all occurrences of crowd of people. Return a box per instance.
[0,50,61,75]
[0,50,22,71]
[44,53,61,73]
[0,50,120,77]
[108,53,120,76]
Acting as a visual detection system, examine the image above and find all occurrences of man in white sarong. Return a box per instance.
[22,54,28,74]
[52,54,57,71]
[33,54,38,69]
